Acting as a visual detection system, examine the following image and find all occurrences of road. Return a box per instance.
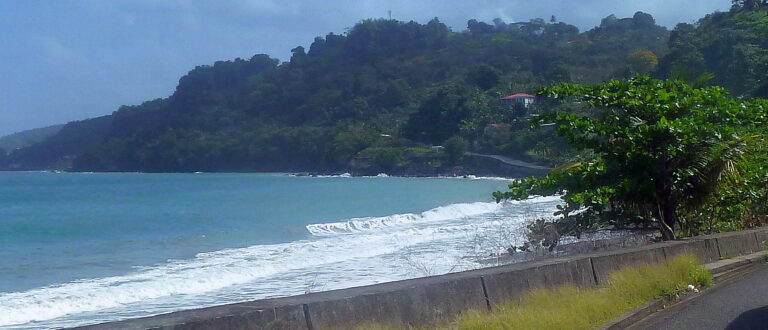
[464,152,552,171]
[631,263,768,330]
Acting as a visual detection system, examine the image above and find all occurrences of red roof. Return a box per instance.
[501,93,535,100]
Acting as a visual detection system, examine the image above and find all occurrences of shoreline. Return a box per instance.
[0,169,520,181]
[1,153,552,179]
[0,174,531,329]
[68,228,768,329]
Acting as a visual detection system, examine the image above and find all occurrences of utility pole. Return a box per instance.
[388,10,392,20]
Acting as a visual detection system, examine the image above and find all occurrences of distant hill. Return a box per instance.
[1,12,672,173]
[0,124,65,153]
[2,116,112,170]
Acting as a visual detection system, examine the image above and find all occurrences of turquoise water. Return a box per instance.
[0,172,559,329]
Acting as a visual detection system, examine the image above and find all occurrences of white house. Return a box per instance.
[500,93,536,109]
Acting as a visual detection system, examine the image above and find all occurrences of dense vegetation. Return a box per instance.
[492,3,768,242]
[0,12,670,173]
[495,76,767,241]
[661,0,768,97]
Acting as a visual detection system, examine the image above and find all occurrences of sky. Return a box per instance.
[0,0,730,136]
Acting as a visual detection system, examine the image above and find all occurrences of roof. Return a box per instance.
[500,93,535,100]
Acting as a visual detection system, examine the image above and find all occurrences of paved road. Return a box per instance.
[464,152,552,170]
[631,263,768,330]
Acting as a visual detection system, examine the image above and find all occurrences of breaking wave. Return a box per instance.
[0,195,561,329]
[306,201,503,236]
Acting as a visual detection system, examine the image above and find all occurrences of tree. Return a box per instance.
[492,18,507,31]
[494,76,767,240]
[402,84,473,144]
[331,124,379,161]
[358,147,404,171]
[290,46,307,66]
[467,19,495,35]
[661,7,768,97]
[732,0,766,11]
[632,11,656,28]
[627,49,659,74]
[0,147,6,168]
[443,136,469,165]
[467,64,501,90]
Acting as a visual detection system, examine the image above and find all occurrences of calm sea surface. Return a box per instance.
[0,172,559,329]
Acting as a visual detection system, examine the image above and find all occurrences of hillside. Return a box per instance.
[660,5,768,96]
[0,124,64,154]
[2,13,670,173]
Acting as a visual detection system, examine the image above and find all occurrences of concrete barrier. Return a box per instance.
[660,239,720,264]
[752,228,768,251]
[589,246,667,284]
[479,256,595,306]
[713,230,761,258]
[75,298,309,330]
[75,228,768,330]
[302,273,487,329]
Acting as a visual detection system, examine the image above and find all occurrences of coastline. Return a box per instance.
[2,151,552,179]
[1,169,519,181]
[0,173,530,329]
[70,228,768,330]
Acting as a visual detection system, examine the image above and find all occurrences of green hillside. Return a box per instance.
[660,3,768,96]
[0,124,64,154]
[0,12,674,173]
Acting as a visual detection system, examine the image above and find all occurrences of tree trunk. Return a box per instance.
[659,211,677,240]
[656,192,678,241]
[656,157,677,241]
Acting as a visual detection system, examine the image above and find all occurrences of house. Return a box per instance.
[500,93,536,110]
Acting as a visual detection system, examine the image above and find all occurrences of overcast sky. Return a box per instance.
[0,0,730,136]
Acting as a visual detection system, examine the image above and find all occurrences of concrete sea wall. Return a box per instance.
[76,228,768,330]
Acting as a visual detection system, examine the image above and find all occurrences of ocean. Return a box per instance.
[0,172,560,329]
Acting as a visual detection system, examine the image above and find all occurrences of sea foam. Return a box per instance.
[306,201,502,236]
[0,196,561,329]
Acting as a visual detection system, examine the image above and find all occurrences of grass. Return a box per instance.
[764,240,768,257]
[452,254,711,330]
[352,254,711,330]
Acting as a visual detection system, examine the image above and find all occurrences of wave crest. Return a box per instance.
[306,202,501,236]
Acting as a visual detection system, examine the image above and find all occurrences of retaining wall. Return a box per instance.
[76,228,768,330]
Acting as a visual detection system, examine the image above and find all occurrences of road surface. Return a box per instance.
[631,263,768,330]
[464,152,552,171]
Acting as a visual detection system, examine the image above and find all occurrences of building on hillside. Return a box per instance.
[500,93,536,109]
[500,93,536,117]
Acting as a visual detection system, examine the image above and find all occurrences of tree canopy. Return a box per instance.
[494,76,768,240]
[3,13,669,173]
[661,6,768,97]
